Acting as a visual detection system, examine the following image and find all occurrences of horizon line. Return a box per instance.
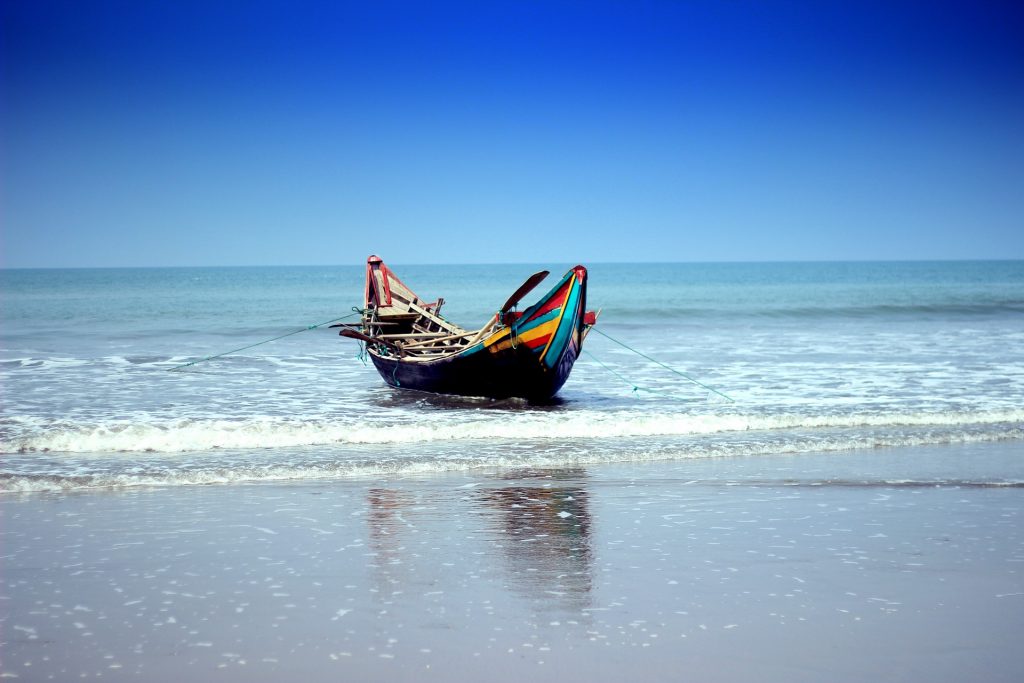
[3,257,1024,271]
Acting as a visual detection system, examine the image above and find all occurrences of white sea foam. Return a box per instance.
[2,428,1021,493]
[2,408,1023,454]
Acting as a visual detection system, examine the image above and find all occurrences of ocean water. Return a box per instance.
[2,261,1023,492]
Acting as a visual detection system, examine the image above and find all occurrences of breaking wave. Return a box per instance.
[3,408,1022,455]
[3,427,1022,493]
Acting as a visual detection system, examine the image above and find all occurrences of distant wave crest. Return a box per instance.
[609,300,1024,322]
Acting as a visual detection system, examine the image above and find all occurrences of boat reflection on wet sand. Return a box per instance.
[476,470,593,612]
[364,470,594,615]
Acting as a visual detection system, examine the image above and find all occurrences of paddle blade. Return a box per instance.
[500,270,550,314]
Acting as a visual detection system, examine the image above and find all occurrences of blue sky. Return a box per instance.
[3,0,1022,267]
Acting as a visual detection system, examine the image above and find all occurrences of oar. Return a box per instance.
[338,328,402,355]
[499,270,550,314]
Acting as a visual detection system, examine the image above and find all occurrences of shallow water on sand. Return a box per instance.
[2,442,1022,682]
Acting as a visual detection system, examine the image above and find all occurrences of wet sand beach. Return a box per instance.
[2,440,1023,682]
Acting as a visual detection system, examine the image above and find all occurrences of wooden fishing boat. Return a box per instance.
[337,255,599,400]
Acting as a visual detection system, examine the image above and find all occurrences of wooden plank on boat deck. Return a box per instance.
[375,312,420,321]
[402,330,478,348]
[465,318,498,346]
[377,332,451,339]
[405,301,465,334]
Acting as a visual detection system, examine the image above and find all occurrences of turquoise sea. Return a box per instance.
[2,260,1023,492]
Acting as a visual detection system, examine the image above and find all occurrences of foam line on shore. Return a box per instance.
[3,428,1022,492]
[3,408,1022,454]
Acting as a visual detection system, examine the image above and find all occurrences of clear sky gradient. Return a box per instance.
[3,0,1022,267]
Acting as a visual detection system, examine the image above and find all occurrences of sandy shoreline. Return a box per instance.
[2,440,1022,681]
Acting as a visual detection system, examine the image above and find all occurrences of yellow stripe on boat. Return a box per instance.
[483,327,511,349]
[486,317,560,354]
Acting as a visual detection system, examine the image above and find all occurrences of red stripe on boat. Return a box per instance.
[524,281,571,322]
[524,335,551,349]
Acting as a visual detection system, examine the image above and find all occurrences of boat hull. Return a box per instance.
[369,338,581,400]
[366,265,588,400]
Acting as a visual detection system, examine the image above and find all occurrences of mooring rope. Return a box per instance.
[582,349,641,394]
[588,327,735,402]
[582,349,708,402]
[167,309,362,372]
